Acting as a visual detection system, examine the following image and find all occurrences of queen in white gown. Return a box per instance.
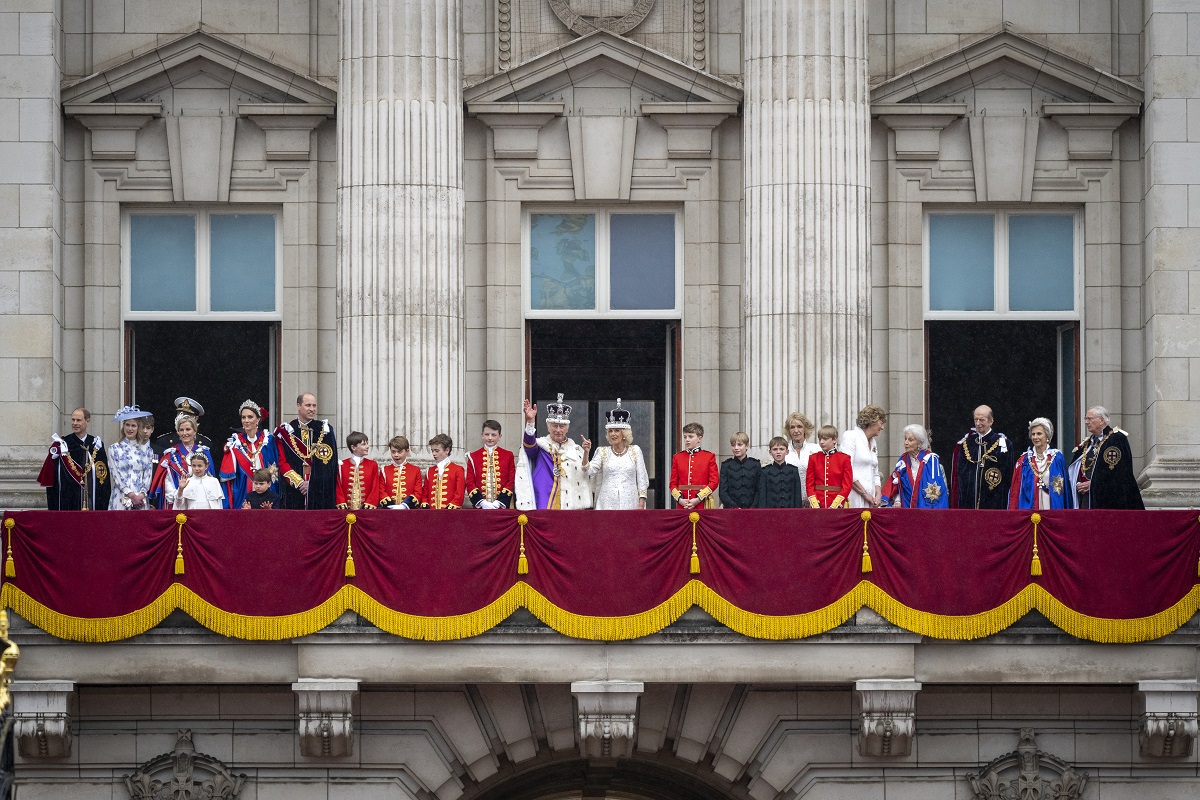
[588,399,650,510]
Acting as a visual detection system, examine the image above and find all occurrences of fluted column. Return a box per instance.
[338,0,464,452]
[742,0,871,445]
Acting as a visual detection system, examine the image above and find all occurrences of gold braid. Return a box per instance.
[961,435,1002,464]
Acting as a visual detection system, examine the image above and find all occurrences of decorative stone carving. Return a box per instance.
[242,104,335,161]
[643,102,738,158]
[1042,102,1139,160]
[468,103,565,159]
[872,104,967,161]
[67,104,161,160]
[571,680,644,758]
[1138,680,1199,757]
[967,728,1088,800]
[123,729,246,800]
[855,679,920,757]
[11,680,74,759]
[548,0,656,36]
[293,679,358,757]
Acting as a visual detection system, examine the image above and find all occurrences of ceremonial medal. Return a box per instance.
[1103,446,1121,469]
[314,442,335,464]
[1051,476,1063,495]
[923,483,942,503]
[94,461,108,483]
[984,467,1002,491]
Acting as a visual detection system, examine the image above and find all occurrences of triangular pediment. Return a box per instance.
[62,30,336,110]
[464,31,742,108]
[871,29,1142,107]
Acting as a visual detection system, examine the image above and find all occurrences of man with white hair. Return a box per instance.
[950,405,1015,509]
[1069,406,1144,510]
[515,395,593,509]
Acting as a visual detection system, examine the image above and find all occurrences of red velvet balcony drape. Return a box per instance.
[2,508,1196,642]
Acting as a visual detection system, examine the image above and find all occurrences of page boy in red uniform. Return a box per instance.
[336,431,384,510]
[466,419,515,509]
[380,435,424,509]
[424,433,466,510]
[806,425,852,508]
[670,422,719,509]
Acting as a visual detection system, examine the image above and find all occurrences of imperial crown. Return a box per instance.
[546,393,573,424]
[605,399,631,430]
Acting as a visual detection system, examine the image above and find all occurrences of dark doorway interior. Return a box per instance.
[128,321,276,441]
[529,319,671,507]
[927,320,1077,468]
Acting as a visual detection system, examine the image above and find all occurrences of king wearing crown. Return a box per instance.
[515,394,593,510]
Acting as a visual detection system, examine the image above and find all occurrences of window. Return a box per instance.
[926,210,1079,318]
[526,209,681,317]
[124,208,281,319]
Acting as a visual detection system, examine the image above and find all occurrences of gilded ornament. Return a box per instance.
[984,467,1003,491]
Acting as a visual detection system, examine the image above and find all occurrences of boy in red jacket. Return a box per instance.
[670,422,718,509]
[806,425,852,508]
[466,419,515,509]
[380,435,424,509]
[336,431,384,510]
[424,433,465,510]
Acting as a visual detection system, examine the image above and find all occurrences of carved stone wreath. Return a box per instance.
[124,729,246,800]
[967,728,1087,800]
[548,0,656,36]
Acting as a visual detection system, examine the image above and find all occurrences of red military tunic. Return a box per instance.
[669,449,719,508]
[381,460,425,508]
[335,457,384,510]
[466,446,516,508]
[806,449,852,508]
[425,462,466,510]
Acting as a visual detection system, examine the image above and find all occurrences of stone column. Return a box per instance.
[1138,0,1200,506]
[338,0,464,454]
[741,0,871,446]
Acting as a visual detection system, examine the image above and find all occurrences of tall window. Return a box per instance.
[925,210,1079,318]
[525,209,681,317]
[124,208,280,319]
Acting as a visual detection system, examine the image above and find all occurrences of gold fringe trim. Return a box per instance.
[6,579,1200,644]
[698,581,864,639]
[523,582,696,640]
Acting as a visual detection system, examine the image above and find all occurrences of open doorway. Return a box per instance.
[926,320,1079,468]
[527,320,675,508]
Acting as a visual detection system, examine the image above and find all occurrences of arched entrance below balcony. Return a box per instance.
[463,756,742,800]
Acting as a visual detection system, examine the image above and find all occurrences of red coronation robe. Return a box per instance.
[335,457,385,510]
[381,461,425,508]
[465,446,516,508]
[425,462,466,510]
[669,449,719,508]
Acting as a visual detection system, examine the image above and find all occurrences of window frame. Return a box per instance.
[121,206,283,321]
[923,207,1083,321]
[522,206,684,319]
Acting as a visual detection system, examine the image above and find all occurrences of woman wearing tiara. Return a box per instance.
[219,399,280,509]
[149,413,217,508]
[587,399,650,510]
[107,405,155,510]
[1009,417,1073,510]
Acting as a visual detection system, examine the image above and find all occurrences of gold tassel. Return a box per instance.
[1030,512,1042,577]
[3,517,14,578]
[517,514,529,575]
[860,510,873,573]
[689,511,701,574]
[174,513,187,575]
[344,513,357,578]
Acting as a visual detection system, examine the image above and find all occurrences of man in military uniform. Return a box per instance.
[1069,405,1144,510]
[950,405,1015,509]
[37,407,111,510]
[275,392,339,509]
[152,397,213,456]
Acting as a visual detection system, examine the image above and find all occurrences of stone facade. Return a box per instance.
[6,0,1200,793]
[4,0,1195,506]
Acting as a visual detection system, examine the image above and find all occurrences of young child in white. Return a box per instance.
[174,453,228,510]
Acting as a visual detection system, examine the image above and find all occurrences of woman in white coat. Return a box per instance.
[840,404,887,509]
[588,400,650,510]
